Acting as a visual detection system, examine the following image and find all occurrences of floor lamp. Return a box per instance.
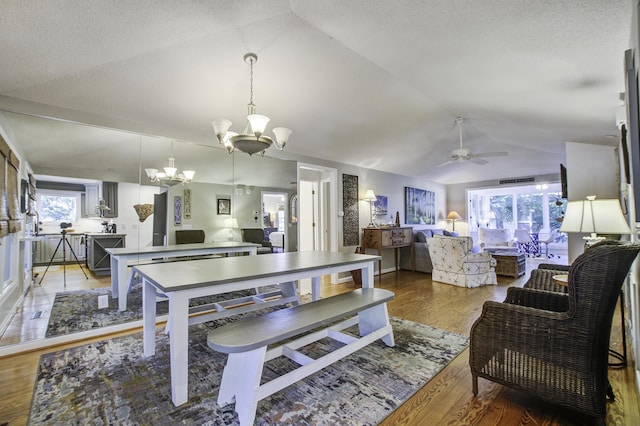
[363,189,376,227]
[447,211,462,231]
[560,195,632,366]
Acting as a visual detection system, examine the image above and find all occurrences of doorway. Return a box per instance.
[261,191,287,252]
[297,163,338,290]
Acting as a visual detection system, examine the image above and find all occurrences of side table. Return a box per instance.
[362,227,414,283]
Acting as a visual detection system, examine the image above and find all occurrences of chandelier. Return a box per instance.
[144,141,195,186]
[211,52,292,156]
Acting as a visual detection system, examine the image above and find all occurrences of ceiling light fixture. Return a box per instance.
[144,140,195,186]
[211,52,292,156]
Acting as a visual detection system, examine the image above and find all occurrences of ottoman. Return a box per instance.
[492,251,526,278]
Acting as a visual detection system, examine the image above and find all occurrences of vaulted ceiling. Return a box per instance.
[0,0,632,185]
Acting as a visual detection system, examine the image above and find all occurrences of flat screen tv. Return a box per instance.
[560,163,568,199]
[625,48,640,222]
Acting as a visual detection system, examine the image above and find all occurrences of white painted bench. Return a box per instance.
[207,287,395,425]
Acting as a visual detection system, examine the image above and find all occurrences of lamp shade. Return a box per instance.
[447,211,462,221]
[224,218,239,229]
[560,197,631,235]
[363,189,377,201]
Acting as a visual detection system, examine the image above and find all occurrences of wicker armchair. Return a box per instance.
[523,268,568,293]
[469,240,640,424]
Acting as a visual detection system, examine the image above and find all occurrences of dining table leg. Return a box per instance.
[311,276,321,301]
[142,278,157,357]
[362,261,375,288]
[169,292,190,406]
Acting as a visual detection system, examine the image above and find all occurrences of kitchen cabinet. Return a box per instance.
[84,183,101,217]
[34,233,85,265]
[86,233,125,275]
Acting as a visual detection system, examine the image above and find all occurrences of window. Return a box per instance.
[1,234,15,290]
[468,183,564,236]
[37,190,81,223]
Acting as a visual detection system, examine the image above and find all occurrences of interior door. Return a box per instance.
[152,191,167,246]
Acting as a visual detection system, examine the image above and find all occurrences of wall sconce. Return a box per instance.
[446,211,462,231]
[363,189,376,227]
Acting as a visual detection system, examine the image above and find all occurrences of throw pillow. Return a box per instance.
[443,230,459,237]
[431,229,445,236]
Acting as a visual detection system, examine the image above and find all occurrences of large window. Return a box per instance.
[468,183,565,237]
[37,190,82,223]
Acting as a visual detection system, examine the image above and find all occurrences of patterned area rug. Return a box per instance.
[30,317,468,425]
[45,284,266,337]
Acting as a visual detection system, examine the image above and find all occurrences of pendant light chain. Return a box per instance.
[247,55,255,115]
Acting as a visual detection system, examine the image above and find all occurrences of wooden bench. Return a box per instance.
[207,287,395,425]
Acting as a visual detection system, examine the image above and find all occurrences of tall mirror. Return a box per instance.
[0,110,297,352]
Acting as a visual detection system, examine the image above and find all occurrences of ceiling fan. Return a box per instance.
[437,117,508,168]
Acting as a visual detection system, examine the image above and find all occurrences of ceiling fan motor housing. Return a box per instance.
[452,147,471,158]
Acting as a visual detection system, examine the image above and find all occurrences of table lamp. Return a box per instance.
[559,195,631,246]
[363,189,377,227]
[224,217,239,241]
[446,211,462,231]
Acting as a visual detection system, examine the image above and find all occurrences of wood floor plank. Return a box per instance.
[0,264,638,425]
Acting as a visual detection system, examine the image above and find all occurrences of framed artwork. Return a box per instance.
[404,187,435,225]
[174,195,182,226]
[342,174,359,246]
[183,189,191,219]
[373,195,388,219]
[289,192,298,223]
[217,198,231,215]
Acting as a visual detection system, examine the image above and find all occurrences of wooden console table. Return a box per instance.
[362,227,413,283]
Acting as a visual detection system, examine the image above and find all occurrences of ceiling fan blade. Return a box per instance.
[469,158,488,165]
[436,159,455,168]
[472,151,508,158]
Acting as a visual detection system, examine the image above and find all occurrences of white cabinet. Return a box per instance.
[34,234,85,264]
[84,183,101,217]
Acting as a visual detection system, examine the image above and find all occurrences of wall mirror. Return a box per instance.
[0,110,297,352]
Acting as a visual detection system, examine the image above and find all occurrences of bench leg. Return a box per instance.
[358,303,395,347]
[278,281,300,306]
[218,347,266,426]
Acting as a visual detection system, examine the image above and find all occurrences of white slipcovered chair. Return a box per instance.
[428,234,498,288]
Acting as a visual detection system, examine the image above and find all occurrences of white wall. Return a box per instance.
[117,182,159,248]
[165,182,294,244]
[565,141,619,262]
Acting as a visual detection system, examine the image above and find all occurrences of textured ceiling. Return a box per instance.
[0,0,632,185]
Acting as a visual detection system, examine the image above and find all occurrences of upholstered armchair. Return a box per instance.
[427,234,497,288]
[470,240,640,424]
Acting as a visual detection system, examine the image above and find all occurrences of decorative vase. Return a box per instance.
[395,211,400,227]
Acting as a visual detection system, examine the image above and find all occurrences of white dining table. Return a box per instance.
[106,241,260,311]
[134,250,380,407]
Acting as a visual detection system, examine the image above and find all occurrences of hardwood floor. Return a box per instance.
[0,263,638,425]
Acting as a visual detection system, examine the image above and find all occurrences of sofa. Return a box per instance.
[400,228,464,273]
[477,228,517,253]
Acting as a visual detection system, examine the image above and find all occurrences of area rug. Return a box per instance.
[44,284,279,337]
[29,317,469,425]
